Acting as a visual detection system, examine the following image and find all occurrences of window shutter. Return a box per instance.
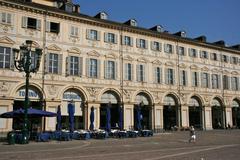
[165,68,168,84]
[136,39,140,48]
[207,73,210,88]
[164,44,167,53]
[192,72,195,87]
[97,31,101,41]
[10,49,15,70]
[121,35,124,45]
[36,19,41,30]
[136,64,140,81]
[0,13,2,23]
[70,26,74,36]
[58,54,62,75]
[65,56,70,76]
[218,75,221,89]
[180,70,183,86]
[86,29,90,39]
[200,72,204,87]
[237,77,239,90]
[104,32,108,42]
[130,37,133,46]
[227,76,231,90]
[185,71,188,86]
[114,62,118,79]
[124,63,128,80]
[75,27,79,36]
[171,45,174,54]
[86,58,90,77]
[45,53,49,74]
[131,64,134,81]
[78,57,83,77]
[188,48,191,57]
[151,41,155,50]
[46,21,50,32]
[200,51,203,58]
[154,67,157,83]
[104,60,108,78]
[22,16,27,28]
[143,65,146,82]
[231,77,234,90]
[159,68,162,83]
[230,57,233,64]
[7,13,11,24]
[172,69,175,84]
[97,60,101,78]
[145,40,148,49]
[114,34,118,44]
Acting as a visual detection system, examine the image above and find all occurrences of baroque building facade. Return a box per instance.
[0,0,240,132]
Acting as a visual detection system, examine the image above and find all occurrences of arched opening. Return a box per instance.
[61,89,85,130]
[189,96,203,129]
[211,98,224,129]
[232,99,240,129]
[134,93,152,130]
[13,86,43,132]
[163,94,179,130]
[100,91,121,130]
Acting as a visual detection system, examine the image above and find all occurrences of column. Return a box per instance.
[0,99,13,132]
[225,106,232,127]
[181,105,189,128]
[154,104,163,132]
[45,101,60,131]
[204,105,212,130]
[124,104,134,130]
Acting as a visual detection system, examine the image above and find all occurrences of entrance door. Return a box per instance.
[189,107,201,128]
[163,106,177,130]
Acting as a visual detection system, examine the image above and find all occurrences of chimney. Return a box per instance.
[194,36,207,43]
[213,40,225,47]
[74,4,80,13]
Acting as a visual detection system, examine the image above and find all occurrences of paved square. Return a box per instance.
[0,130,239,160]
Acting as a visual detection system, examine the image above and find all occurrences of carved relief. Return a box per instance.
[204,96,209,103]
[86,87,101,100]
[87,50,100,57]
[123,89,132,100]
[0,81,8,93]
[152,59,162,65]
[48,85,58,96]
[67,47,81,54]
[69,36,80,43]
[137,57,149,63]
[0,25,13,33]
[165,61,174,67]
[123,55,134,61]
[105,53,117,59]
[0,36,15,44]
[47,44,61,51]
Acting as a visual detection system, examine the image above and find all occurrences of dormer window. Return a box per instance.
[100,12,108,20]
[130,19,137,27]
[156,25,163,32]
[65,3,73,12]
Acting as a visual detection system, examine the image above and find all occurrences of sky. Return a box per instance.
[73,0,240,46]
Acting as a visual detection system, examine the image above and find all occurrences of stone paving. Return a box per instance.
[0,130,239,160]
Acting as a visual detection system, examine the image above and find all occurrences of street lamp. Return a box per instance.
[13,40,42,144]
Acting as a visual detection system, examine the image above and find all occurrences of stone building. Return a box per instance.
[0,0,240,133]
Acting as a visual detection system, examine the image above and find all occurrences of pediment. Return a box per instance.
[105,53,118,59]
[67,47,81,54]
[47,44,61,51]
[152,59,162,65]
[179,63,187,68]
[231,71,239,75]
[87,50,100,57]
[190,64,198,70]
[165,61,174,67]
[201,66,209,71]
[31,41,40,48]
[223,70,230,74]
[0,36,15,45]
[211,68,220,73]
[137,57,149,63]
[123,55,134,61]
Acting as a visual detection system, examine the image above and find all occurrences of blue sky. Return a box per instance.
[73,0,240,46]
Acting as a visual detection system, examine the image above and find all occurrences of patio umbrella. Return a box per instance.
[0,108,57,118]
[105,103,111,132]
[68,103,75,133]
[118,105,123,130]
[136,104,142,131]
[89,106,94,130]
[56,105,62,131]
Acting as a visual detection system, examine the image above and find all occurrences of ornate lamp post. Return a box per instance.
[13,40,42,144]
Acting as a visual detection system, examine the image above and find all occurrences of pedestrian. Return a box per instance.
[189,126,196,143]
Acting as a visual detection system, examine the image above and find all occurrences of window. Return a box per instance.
[151,41,161,51]
[136,39,147,49]
[105,60,116,79]
[154,67,162,83]
[0,46,11,69]
[137,64,145,82]
[86,29,100,41]
[200,51,208,59]
[211,53,218,61]
[104,33,117,43]
[231,56,238,64]
[189,48,197,57]
[222,55,229,63]
[192,72,198,87]
[212,74,220,89]
[223,75,230,90]
[48,53,58,74]
[124,63,132,81]
[89,59,98,78]
[70,56,79,76]
[22,16,41,30]
[201,72,209,88]
[122,36,133,46]
[178,46,185,56]
[70,26,78,37]
[1,12,12,25]
[180,70,187,86]
[164,44,173,54]
[231,77,238,91]
[46,21,60,33]
[166,68,174,85]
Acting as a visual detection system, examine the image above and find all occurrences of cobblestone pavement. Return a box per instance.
[0,130,239,160]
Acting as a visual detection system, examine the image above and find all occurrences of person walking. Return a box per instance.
[189,126,196,143]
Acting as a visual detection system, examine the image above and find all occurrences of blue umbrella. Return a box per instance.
[118,105,123,130]
[68,103,75,133]
[89,106,94,130]
[56,105,62,131]
[106,103,111,132]
[136,104,142,131]
[0,108,57,118]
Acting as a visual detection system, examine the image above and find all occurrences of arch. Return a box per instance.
[211,96,224,129]
[161,92,180,105]
[232,98,240,108]
[188,94,204,107]
[133,90,154,105]
[11,82,46,99]
[59,86,88,102]
[99,88,121,104]
[31,41,40,48]
[211,96,224,107]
